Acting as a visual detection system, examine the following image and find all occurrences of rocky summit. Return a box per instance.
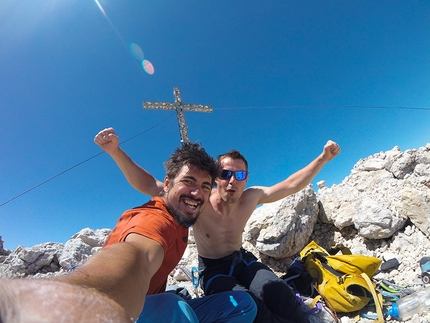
[1,143,430,323]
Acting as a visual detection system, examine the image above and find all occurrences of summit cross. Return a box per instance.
[142,87,213,145]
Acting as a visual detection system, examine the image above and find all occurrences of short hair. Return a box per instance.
[164,142,217,186]
[216,150,248,173]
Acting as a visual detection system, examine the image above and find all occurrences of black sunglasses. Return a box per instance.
[219,169,248,181]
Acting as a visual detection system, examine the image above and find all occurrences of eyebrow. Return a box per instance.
[183,175,212,187]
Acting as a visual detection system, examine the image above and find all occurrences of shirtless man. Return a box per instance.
[94,127,341,323]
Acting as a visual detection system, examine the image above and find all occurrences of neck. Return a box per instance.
[211,190,239,215]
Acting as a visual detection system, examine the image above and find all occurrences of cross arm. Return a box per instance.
[181,104,213,113]
[142,101,176,110]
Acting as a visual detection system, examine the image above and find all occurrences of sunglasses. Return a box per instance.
[219,169,248,181]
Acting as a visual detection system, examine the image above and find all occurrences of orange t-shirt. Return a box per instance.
[103,196,189,295]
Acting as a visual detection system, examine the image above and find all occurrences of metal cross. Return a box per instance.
[142,87,213,145]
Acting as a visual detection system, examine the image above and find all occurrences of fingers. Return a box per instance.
[324,140,341,157]
[94,127,119,146]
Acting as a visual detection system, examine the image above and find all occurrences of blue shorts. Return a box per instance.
[136,290,256,323]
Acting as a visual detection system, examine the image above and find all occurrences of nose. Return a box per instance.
[190,188,200,196]
[190,185,203,197]
[228,175,237,184]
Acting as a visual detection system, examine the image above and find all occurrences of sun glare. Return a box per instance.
[94,0,107,17]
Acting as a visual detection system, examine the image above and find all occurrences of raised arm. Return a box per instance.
[94,127,164,197]
[251,140,341,204]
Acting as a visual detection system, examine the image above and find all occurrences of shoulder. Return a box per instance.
[242,186,265,200]
[242,185,275,207]
[128,198,179,239]
[231,187,264,211]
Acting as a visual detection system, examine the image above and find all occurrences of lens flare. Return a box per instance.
[142,60,154,75]
[92,2,153,76]
[129,43,144,61]
[94,0,106,17]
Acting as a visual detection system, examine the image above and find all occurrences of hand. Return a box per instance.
[322,140,341,162]
[94,127,120,154]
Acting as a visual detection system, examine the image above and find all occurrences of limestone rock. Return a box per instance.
[317,144,430,239]
[244,185,318,258]
[59,228,110,269]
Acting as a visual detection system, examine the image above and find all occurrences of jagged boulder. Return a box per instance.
[243,185,318,258]
[0,228,110,277]
[58,228,110,269]
[0,236,11,264]
[240,144,430,259]
[317,144,430,239]
[0,242,63,278]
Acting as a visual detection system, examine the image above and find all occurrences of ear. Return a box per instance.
[163,176,170,193]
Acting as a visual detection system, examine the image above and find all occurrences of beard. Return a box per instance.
[165,198,201,228]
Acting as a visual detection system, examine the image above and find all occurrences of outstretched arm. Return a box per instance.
[55,234,165,321]
[94,127,164,197]
[0,279,131,323]
[252,140,341,204]
[0,236,164,322]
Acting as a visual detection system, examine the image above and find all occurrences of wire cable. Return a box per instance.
[1,104,429,207]
[215,105,430,111]
[0,113,175,208]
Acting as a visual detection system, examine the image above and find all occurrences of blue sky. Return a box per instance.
[1,1,429,250]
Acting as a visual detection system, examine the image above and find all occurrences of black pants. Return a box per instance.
[198,249,310,323]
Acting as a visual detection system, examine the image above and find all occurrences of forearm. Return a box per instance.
[257,141,339,204]
[0,279,131,323]
[259,153,328,203]
[286,154,328,189]
[109,147,163,196]
[55,242,150,321]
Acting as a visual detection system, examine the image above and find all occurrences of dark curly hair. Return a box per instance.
[163,142,217,186]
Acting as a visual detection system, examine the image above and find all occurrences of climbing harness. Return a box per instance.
[203,249,256,291]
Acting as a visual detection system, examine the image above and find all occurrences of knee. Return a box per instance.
[156,292,185,304]
[147,293,191,311]
[137,293,198,323]
[229,291,258,317]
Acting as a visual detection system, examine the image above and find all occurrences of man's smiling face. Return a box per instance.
[163,164,212,227]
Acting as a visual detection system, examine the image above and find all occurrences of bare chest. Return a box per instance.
[193,207,249,258]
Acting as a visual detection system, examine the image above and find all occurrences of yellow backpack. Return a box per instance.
[300,241,384,322]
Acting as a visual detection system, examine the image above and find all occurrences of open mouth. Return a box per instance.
[182,197,200,210]
[226,187,236,194]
